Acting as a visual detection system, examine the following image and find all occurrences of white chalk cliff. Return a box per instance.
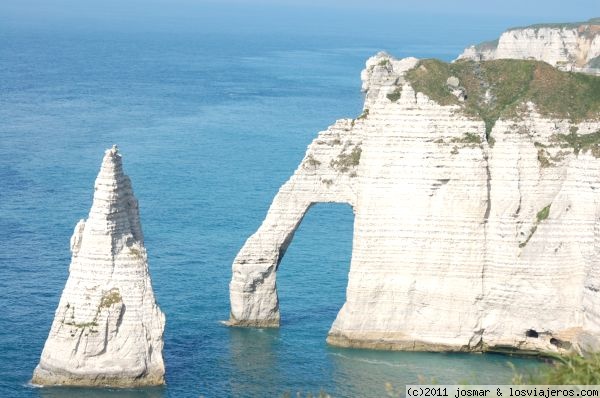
[229,52,600,356]
[458,18,600,74]
[33,146,165,386]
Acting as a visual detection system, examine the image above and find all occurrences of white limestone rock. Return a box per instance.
[228,52,600,356]
[446,76,460,87]
[32,146,165,387]
[457,18,600,74]
[228,119,362,326]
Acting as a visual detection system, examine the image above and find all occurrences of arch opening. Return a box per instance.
[276,202,354,330]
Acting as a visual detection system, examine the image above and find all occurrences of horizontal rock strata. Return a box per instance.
[229,52,600,356]
[32,146,165,387]
[458,17,600,74]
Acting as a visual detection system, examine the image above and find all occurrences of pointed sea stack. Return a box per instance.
[32,145,165,387]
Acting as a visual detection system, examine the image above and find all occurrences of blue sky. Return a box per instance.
[2,0,598,19]
[206,0,598,19]
[0,0,598,40]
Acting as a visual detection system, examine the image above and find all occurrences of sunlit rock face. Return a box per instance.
[228,51,600,356]
[457,18,600,74]
[33,146,165,387]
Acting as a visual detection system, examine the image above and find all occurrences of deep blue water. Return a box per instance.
[0,7,552,398]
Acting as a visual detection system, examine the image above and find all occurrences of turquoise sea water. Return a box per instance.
[0,7,551,398]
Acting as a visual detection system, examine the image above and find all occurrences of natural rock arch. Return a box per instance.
[227,119,361,327]
[228,53,600,355]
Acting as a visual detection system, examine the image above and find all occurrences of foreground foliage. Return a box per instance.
[513,354,600,384]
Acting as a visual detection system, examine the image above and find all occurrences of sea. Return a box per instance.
[0,4,556,397]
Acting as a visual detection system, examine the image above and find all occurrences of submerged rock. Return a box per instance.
[32,145,165,387]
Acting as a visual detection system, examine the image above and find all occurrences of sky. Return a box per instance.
[1,0,598,23]
[203,0,598,18]
[0,0,598,49]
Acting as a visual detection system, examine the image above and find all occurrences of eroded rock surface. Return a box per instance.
[458,18,600,74]
[33,146,165,387]
[229,52,600,356]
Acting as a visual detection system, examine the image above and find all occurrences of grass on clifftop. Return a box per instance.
[405,59,600,137]
[474,39,499,51]
[507,17,600,31]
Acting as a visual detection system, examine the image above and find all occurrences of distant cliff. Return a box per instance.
[458,18,600,74]
[228,51,600,356]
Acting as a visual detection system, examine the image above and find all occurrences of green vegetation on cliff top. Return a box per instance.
[470,18,599,61]
[473,38,499,51]
[405,59,600,136]
[507,17,600,31]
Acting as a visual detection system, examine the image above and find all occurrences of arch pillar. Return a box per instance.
[227,119,360,327]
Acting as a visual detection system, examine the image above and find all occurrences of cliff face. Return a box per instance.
[458,18,600,74]
[229,53,600,355]
[32,146,165,387]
